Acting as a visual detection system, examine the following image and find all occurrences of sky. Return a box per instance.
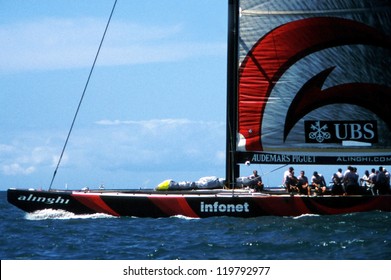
[0,0,230,190]
[0,0,384,191]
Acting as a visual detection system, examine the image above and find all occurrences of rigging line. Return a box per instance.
[241,7,389,16]
[261,164,288,177]
[49,0,118,190]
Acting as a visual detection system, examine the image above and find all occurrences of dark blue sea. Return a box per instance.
[1,191,390,260]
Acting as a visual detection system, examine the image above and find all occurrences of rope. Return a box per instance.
[261,164,288,177]
[49,0,118,190]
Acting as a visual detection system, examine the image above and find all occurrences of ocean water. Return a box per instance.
[1,191,390,260]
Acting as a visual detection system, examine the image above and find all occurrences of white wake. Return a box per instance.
[25,209,116,220]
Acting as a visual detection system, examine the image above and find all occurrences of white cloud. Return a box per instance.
[0,134,67,177]
[95,118,193,127]
[0,18,225,72]
[2,163,35,176]
[92,118,225,163]
[93,119,224,154]
[0,118,226,188]
[0,144,14,153]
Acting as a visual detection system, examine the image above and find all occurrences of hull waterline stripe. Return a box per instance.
[72,193,120,216]
[305,196,391,215]
[148,196,199,218]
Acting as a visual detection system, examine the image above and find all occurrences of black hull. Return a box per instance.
[7,188,391,218]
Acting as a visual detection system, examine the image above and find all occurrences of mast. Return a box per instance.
[226,0,240,188]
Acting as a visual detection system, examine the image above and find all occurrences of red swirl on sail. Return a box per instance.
[239,16,391,151]
[284,67,391,141]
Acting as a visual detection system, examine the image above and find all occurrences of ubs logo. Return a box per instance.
[305,120,377,144]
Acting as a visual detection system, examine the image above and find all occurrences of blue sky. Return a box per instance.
[0,0,231,190]
[0,0,382,190]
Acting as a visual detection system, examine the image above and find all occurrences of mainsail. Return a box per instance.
[228,0,391,172]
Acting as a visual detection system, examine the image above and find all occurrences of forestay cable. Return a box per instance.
[49,0,118,190]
